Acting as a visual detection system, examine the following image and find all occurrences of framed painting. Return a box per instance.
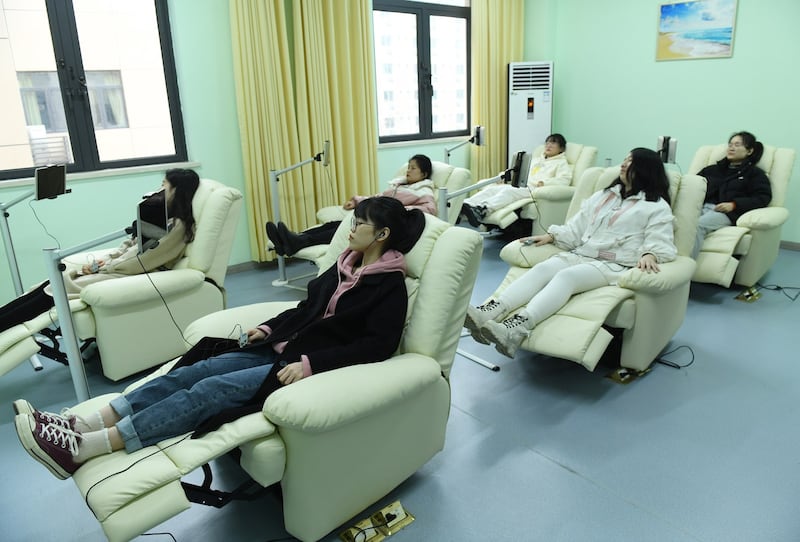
[657,0,738,61]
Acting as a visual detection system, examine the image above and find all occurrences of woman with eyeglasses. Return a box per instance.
[14,196,427,480]
[692,131,771,258]
[266,154,435,256]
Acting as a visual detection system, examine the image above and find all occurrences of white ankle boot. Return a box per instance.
[481,313,531,358]
[464,299,507,344]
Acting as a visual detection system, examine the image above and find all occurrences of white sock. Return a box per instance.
[74,428,113,463]
[73,411,104,433]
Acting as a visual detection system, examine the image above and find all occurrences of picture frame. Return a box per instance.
[656,0,738,61]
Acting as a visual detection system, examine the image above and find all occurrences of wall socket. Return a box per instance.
[370,500,414,536]
[340,500,414,542]
[339,518,383,542]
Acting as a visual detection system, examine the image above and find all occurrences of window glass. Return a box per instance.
[373,10,419,137]
[372,1,470,143]
[0,0,185,179]
[430,15,467,133]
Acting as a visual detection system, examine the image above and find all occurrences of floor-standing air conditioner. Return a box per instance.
[507,61,553,166]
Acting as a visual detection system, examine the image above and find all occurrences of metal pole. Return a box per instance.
[0,189,35,296]
[268,155,318,288]
[42,228,128,402]
[43,248,89,402]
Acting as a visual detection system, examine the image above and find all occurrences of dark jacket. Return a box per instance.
[698,160,771,223]
[190,254,408,435]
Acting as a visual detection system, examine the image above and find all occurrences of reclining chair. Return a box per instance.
[689,143,796,290]
[277,160,472,266]
[0,179,242,381]
[479,142,598,233]
[65,213,483,542]
[492,166,705,373]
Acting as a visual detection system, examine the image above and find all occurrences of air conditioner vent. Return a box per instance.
[510,63,552,91]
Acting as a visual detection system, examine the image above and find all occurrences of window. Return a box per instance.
[373,0,470,143]
[1,0,186,179]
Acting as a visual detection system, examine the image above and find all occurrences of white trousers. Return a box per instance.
[497,255,618,327]
[463,184,532,213]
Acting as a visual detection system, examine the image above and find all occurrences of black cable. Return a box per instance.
[135,253,195,348]
[84,434,193,512]
[264,537,297,542]
[140,532,177,541]
[755,282,800,302]
[654,344,695,369]
[28,198,61,249]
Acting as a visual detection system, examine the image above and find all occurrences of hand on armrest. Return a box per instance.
[500,242,561,268]
[617,257,696,292]
[264,355,442,432]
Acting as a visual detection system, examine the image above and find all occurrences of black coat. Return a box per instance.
[698,160,772,223]
[189,260,408,435]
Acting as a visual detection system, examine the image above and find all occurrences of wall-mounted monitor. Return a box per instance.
[34,164,67,200]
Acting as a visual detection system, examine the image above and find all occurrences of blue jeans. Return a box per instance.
[110,344,276,452]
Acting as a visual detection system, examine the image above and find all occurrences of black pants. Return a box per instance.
[0,282,54,333]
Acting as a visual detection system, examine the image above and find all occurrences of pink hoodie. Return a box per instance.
[259,248,407,377]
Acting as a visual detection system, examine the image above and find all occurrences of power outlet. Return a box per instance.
[370,500,414,536]
[339,518,383,542]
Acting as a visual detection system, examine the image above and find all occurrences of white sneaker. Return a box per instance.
[464,300,506,344]
[481,314,531,358]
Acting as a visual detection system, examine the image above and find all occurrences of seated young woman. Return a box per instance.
[0,168,200,334]
[266,154,435,256]
[460,133,571,226]
[692,131,771,258]
[465,147,676,358]
[13,196,426,480]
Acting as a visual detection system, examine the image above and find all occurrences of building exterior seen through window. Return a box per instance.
[373,0,470,143]
[0,0,185,179]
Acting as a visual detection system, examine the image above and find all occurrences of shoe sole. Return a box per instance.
[265,223,285,256]
[480,324,519,358]
[14,414,71,480]
[463,312,490,345]
[12,399,33,416]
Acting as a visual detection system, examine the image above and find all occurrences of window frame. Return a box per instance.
[0,0,187,181]
[373,0,471,144]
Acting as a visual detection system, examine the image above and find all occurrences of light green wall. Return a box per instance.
[4,0,798,304]
[0,0,248,303]
[524,0,800,241]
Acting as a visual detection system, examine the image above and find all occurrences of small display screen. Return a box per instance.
[34,164,67,200]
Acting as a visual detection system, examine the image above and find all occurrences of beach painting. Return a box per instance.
[657,0,737,60]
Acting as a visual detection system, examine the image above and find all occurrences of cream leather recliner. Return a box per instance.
[480,142,598,232]
[289,160,472,264]
[494,166,705,372]
[689,143,796,288]
[66,213,483,542]
[0,179,242,381]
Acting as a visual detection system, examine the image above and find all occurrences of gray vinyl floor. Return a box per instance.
[1,232,799,542]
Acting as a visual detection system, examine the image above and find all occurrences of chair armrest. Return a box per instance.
[80,269,206,306]
[617,257,696,292]
[316,205,347,224]
[500,241,561,268]
[531,185,575,201]
[264,354,442,432]
[736,207,789,230]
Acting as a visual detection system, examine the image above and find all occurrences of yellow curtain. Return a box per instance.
[230,0,302,261]
[293,0,379,216]
[470,0,525,180]
[230,1,379,261]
